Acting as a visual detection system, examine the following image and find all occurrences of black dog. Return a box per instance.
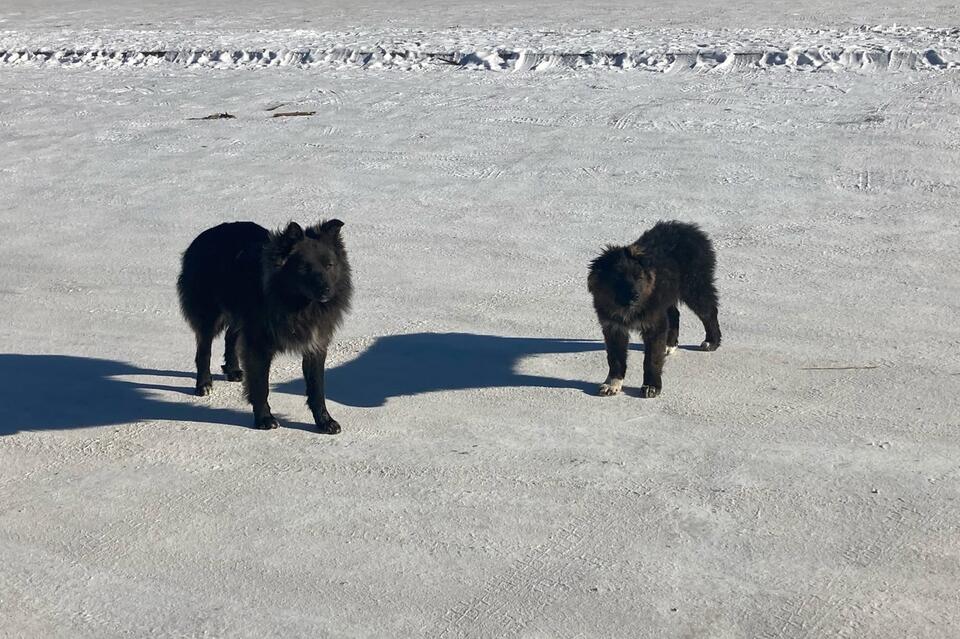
[588,220,721,398]
[177,220,352,433]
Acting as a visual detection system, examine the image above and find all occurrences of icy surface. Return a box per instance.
[1,3,959,637]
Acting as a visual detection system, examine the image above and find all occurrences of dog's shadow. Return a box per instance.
[0,354,252,436]
[1,332,656,434]
[278,332,643,408]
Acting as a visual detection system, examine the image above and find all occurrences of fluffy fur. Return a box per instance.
[587,220,721,398]
[177,219,352,432]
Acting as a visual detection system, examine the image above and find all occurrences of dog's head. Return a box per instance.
[587,244,656,317]
[264,219,350,305]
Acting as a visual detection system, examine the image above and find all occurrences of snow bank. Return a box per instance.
[1,26,958,71]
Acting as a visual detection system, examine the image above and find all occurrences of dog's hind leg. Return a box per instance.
[688,299,721,351]
[242,343,278,430]
[684,283,722,351]
[222,325,244,382]
[640,316,668,398]
[666,305,680,355]
[303,349,340,434]
[599,323,629,396]
[192,316,223,396]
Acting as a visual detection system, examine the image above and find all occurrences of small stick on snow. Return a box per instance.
[800,365,879,371]
[186,112,235,120]
[272,111,316,118]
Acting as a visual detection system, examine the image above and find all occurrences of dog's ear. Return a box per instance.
[275,222,304,254]
[283,221,304,240]
[318,219,345,235]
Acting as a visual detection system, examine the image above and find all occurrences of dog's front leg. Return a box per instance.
[303,350,340,434]
[640,318,668,398]
[242,344,278,429]
[599,322,629,396]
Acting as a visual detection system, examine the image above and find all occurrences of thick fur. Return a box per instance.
[587,220,721,398]
[177,219,352,432]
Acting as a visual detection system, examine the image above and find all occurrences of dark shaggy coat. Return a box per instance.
[178,219,352,432]
[587,220,721,398]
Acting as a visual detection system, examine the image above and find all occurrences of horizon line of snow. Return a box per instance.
[0,46,955,72]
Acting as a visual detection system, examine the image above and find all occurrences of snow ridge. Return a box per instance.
[1,45,955,71]
[2,26,958,72]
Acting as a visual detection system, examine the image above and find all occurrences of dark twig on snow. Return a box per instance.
[186,112,236,120]
[800,365,880,371]
[272,111,316,118]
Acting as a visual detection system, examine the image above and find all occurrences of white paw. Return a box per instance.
[599,377,623,396]
[665,345,678,356]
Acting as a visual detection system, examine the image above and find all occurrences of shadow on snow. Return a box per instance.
[278,331,627,407]
[1,332,649,434]
[0,354,250,435]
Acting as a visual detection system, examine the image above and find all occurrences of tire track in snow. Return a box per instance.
[433,512,603,637]
[761,472,959,639]
[431,489,665,638]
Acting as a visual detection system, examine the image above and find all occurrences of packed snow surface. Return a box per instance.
[1,1,959,637]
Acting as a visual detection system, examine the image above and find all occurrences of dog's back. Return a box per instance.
[634,220,717,306]
[177,222,269,331]
[634,221,715,275]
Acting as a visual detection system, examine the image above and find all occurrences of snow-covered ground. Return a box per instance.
[2,2,959,637]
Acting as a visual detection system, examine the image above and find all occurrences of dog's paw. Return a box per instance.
[318,418,341,435]
[255,416,280,430]
[599,378,623,396]
[639,385,661,398]
[699,341,720,352]
[195,381,213,396]
[665,344,678,356]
